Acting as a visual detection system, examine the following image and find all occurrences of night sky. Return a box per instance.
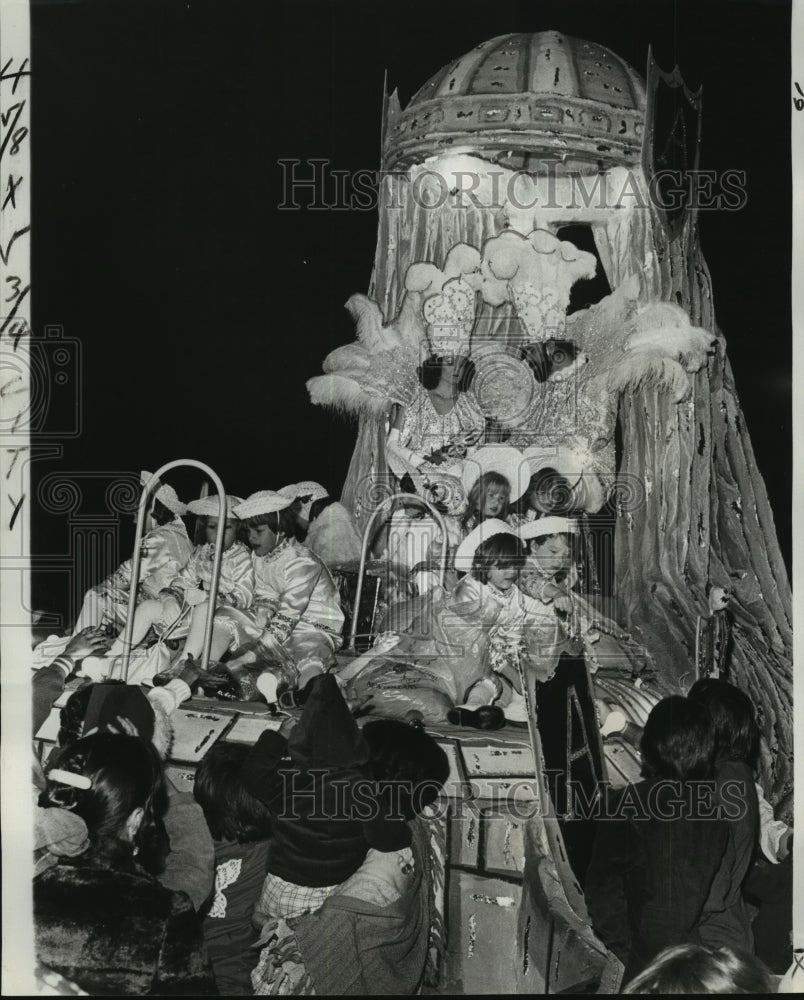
[29,0,792,620]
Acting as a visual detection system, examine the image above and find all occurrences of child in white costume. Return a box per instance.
[516,516,646,679]
[92,495,255,682]
[73,471,193,633]
[207,491,345,703]
[518,516,580,609]
[341,520,563,727]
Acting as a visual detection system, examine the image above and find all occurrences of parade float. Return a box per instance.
[307,31,793,992]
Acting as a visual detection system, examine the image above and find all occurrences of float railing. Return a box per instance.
[347,493,448,652]
[118,460,227,682]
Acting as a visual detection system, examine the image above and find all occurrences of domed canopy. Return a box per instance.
[382,32,647,173]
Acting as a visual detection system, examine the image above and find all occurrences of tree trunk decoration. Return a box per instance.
[321,33,792,813]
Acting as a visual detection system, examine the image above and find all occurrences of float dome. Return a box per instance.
[382,31,647,173]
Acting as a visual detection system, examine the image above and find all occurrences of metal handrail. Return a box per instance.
[118,460,227,682]
[347,493,449,651]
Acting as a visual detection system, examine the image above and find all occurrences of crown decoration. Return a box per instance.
[422,278,477,357]
[382,33,647,174]
[406,244,481,359]
[467,229,597,342]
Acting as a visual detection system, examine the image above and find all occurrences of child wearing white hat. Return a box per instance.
[517,516,580,610]
[203,491,346,703]
[273,482,335,544]
[508,450,577,526]
[342,519,561,728]
[92,495,255,684]
[72,471,193,635]
[456,446,531,538]
[515,516,646,679]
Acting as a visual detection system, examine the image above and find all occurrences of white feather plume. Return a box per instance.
[625,304,716,371]
[307,376,363,417]
[603,354,691,402]
[322,344,371,373]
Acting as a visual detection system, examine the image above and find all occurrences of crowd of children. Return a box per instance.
[28,468,793,993]
[32,671,449,994]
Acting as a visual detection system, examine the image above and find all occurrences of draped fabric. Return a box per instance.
[593,204,792,810]
[342,163,791,809]
[74,519,193,632]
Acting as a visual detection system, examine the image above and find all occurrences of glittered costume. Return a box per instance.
[73,519,192,633]
[158,540,255,643]
[218,539,345,693]
[345,575,563,722]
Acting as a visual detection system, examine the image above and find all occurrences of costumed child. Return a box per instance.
[455,446,529,541]
[240,674,423,923]
[72,471,193,635]
[507,465,574,526]
[448,519,566,727]
[516,516,645,680]
[290,481,331,535]
[193,741,275,996]
[33,473,193,674]
[203,491,345,704]
[271,480,330,544]
[339,519,561,728]
[458,472,511,536]
[94,495,254,684]
[518,515,580,609]
[277,484,309,542]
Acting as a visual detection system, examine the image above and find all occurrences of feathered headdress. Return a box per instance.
[307,294,422,418]
[606,302,717,402]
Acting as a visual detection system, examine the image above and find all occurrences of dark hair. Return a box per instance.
[239,507,298,540]
[528,532,579,577]
[471,533,526,583]
[687,679,760,769]
[459,472,511,530]
[194,741,274,843]
[308,495,336,524]
[59,679,125,748]
[150,498,176,526]
[518,468,573,516]
[640,696,716,781]
[197,513,248,546]
[416,354,475,393]
[622,943,775,995]
[361,720,450,819]
[40,733,169,876]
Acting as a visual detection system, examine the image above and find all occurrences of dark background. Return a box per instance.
[29,0,792,621]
